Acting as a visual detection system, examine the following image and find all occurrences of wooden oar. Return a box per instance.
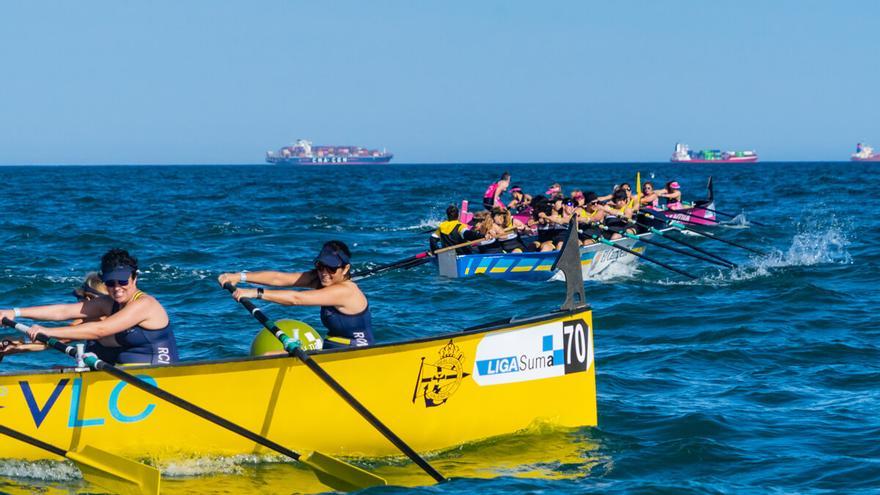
[582,225,697,279]
[352,228,514,280]
[0,424,159,495]
[607,224,734,269]
[682,202,768,227]
[642,212,765,255]
[0,317,384,492]
[630,220,738,268]
[221,283,447,484]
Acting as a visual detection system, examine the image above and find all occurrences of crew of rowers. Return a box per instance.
[2,242,376,367]
[433,171,686,254]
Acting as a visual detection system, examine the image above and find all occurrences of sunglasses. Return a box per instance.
[104,279,130,288]
[589,201,600,205]
[315,262,342,273]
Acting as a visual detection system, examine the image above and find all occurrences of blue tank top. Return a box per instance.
[320,305,374,349]
[86,292,179,365]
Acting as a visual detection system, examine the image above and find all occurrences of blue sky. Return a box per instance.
[1,1,877,164]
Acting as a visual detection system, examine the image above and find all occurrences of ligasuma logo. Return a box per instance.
[412,340,469,408]
[472,319,590,386]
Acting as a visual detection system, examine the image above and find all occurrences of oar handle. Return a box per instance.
[2,317,305,462]
[222,284,447,483]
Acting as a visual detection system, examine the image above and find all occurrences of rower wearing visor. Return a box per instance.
[0,249,178,366]
[218,240,374,349]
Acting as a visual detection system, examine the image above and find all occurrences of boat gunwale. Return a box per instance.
[0,305,591,379]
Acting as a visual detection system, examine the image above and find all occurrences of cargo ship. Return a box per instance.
[266,139,393,165]
[851,143,880,162]
[671,143,758,163]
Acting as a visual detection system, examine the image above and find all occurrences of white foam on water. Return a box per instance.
[0,459,81,481]
[380,216,442,232]
[157,453,286,477]
[720,212,752,229]
[657,219,853,286]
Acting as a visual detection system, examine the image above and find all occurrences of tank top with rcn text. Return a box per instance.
[86,291,179,365]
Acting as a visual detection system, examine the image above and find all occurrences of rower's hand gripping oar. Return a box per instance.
[642,212,765,255]
[0,317,384,492]
[0,424,160,495]
[584,225,698,280]
[222,283,447,484]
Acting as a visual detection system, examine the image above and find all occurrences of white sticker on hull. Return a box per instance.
[473,318,592,386]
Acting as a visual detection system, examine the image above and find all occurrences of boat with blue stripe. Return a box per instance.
[436,230,662,281]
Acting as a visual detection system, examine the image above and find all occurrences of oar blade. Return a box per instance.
[301,450,386,491]
[68,445,160,495]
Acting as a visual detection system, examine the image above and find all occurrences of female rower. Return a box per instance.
[577,192,606,245]
[545,183,563,199]
[483,172,511,210]
[660,181,683,209]
[218,241,373,349]
[602,190,636,239]
[0,249,178,366]
[488,207,528,253]
[640,181,661,208]
[507,185,532,214]
[534,197,571,251]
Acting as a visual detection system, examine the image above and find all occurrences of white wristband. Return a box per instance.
[13,307,21,318]
[240,271,247,283]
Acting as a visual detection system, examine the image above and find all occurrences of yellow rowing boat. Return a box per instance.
[0,307,595,461]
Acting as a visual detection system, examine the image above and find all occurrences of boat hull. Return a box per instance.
[851,155,880,162]
[267,155,393,165]
[649,202,717,226]
[0,308,596,462]
[437,235,652,280]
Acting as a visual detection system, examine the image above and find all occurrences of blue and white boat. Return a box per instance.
[435,231,661,281]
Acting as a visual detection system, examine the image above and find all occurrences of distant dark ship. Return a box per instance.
[266,139,393,165]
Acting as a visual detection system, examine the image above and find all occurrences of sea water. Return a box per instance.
[0,162,876,494]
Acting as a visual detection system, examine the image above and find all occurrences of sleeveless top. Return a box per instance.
[483,182,498,199]
[86,291,178,365]
[320,304,374,348]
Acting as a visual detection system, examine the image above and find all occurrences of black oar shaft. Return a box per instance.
[633,222,737,268]
[590,234,697,280]
[628,232,732,268]
[224,285,446,484]
[644,214,764,255]
[0,424,66,458]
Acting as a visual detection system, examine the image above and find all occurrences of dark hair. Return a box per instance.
[612,190,628,203]
[500,171,510,181]
[101,248,138,277]
[530,195,551,219]
[616,183,632,192]
[644,181,654,189]
[446,204,459,221]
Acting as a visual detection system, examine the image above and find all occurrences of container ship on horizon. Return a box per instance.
[851,143,880,162]
[266,139,393,165]
[671,143,758,163]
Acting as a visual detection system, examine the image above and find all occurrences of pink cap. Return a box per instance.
[669,182,681,189]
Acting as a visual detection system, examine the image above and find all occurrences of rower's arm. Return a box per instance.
[220,270,316,288]
[34,298,151,340]
[261,284,350,308]
[3,300,103,322]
